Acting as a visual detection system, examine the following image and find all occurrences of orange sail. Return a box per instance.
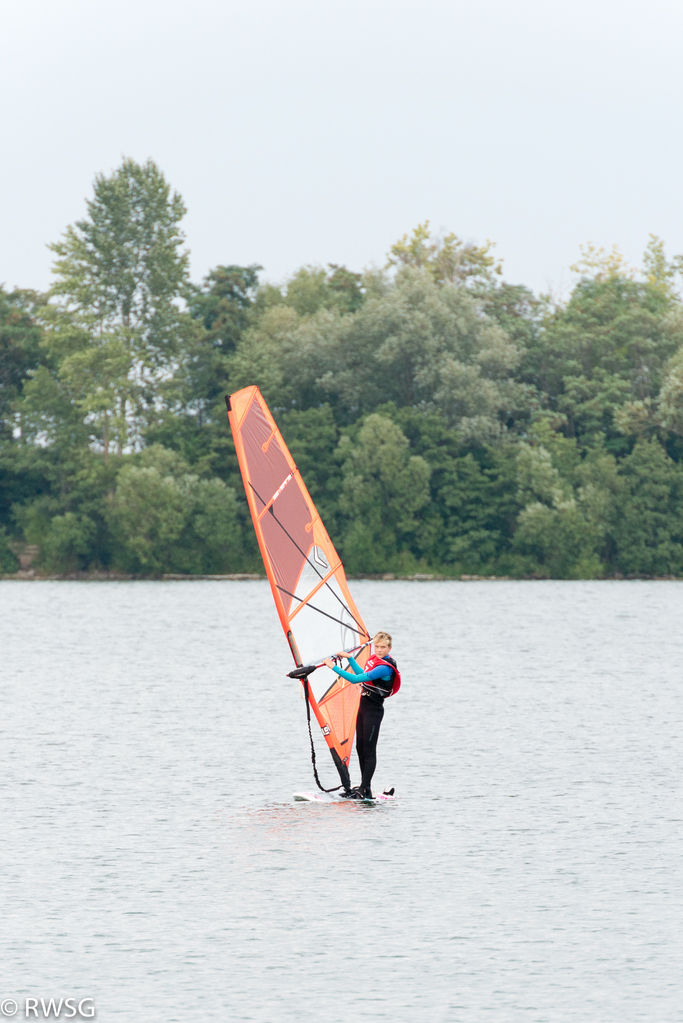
[226,386,369,789]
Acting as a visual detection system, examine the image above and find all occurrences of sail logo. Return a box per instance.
[269,473,293,506]
[321,725,331,736]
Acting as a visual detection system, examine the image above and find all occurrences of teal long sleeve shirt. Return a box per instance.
[331,656,393,686]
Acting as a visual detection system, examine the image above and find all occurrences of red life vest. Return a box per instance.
[363,654,401,697]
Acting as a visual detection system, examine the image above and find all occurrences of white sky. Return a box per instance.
[2,0,682,297]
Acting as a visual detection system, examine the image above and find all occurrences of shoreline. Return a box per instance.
[2,571,683,582]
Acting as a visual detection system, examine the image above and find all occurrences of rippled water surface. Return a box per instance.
[1,580,682,1022]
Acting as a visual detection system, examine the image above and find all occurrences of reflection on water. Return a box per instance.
[1,580,682,1022]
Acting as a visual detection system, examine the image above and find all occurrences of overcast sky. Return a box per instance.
[2,0,682,297]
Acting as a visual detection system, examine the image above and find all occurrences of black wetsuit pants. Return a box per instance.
[356,696,384,792]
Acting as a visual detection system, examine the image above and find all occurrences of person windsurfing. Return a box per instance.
[323,630,400,800]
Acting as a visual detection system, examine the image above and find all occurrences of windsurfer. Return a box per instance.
[323,631,399,800]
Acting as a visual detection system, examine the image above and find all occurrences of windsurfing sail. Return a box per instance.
[226,386,370,790]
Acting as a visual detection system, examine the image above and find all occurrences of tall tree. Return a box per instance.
[42,158,190,458]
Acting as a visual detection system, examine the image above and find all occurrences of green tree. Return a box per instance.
[387,221,503,289]
[641,235,683,300]
[0,287,46,442]
[107,445,244,574]
[182,264,260,420]
[329,268,519,428]
[326,265,365,313]
[611,440,683,575]
[438,449,521,572]
[513,499,601,578]
[187,265,261,350]
[11,447,119,569]
[146,264,263,462]
[42,158,191,458]
[251,264,364,319]
[520,267,680,451]
[284,265,347,316]
[337,414,431,573]
[230,302,345,413]
[38,512,96,574]
[0,526,19,572]
[481,283,541,354]
[512,443,603,577]
[232,267,520,430]
[657,331,683,435]
[372,404,522,573]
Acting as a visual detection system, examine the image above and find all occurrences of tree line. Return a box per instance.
[3,158,683,578]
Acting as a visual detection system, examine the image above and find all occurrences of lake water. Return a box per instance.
[1,580,681,1022]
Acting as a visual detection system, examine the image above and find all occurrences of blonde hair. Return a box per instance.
[373,630,392,647]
